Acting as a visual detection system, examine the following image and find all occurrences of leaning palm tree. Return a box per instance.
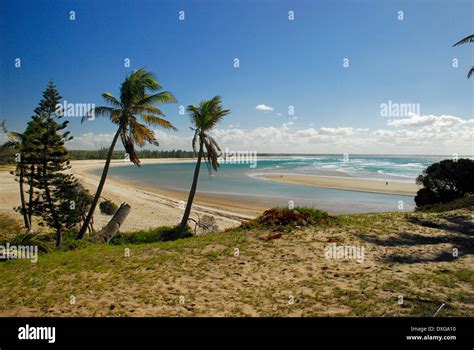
[178,96,230,233]
[77,68,177,239]
[453,34,474,79]
[2,130,30,230]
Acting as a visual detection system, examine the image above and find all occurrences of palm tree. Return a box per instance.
[3,130,31,230]
[453,34,474,79]
[77,68,177,239]
[178,96,230,233]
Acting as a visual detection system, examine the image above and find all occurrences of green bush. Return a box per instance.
[0,213,23,243]
[57,229,92,251]
[415,159,474,207]
[415,195,474,213]
[110,225,193,245]
[239,207,332,232]
[99,199,118,215]
[9,232,51,253]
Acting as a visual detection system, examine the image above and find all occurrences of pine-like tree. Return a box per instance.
[10,82,92,246]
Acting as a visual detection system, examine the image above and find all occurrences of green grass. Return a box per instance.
[0,206,473,317]
[110,225,193,245]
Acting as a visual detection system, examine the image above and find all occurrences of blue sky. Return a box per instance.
[0,0,473,154]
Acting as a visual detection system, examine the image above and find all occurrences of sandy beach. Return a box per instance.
[255,173,420,196]
[0,159,420,233]
[0,159,265,233]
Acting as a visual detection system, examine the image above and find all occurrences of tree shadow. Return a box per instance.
[408,215,473,236]
[358,213,473,264]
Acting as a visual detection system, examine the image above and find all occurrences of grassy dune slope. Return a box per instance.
[0,209,472,317]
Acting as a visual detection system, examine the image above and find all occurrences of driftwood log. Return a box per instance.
[88,202,131,244]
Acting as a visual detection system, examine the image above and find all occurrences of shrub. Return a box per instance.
[415,195,474,212]
[57,229,91,251]
[9,232,51,253]
[240,207,332,231]
[190,215,219,234]
[0,213,23,243]
[415,159,474,207]
[110,225,193,245]
[99,199,118,216]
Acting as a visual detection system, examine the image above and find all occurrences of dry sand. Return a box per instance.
[1,208,472,317]
[256,173,420,196]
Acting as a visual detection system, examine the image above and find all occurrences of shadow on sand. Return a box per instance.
[358,213,473,264]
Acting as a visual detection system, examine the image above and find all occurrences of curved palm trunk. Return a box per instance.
[77,128,121,239]
[179,139,203,233]
[18,160,30,230]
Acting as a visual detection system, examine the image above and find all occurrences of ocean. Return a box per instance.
[101,155,455,214]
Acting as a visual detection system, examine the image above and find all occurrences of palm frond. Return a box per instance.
[202,135,221,173]
[120,131,140,166]
[453,34,474,47]
[101,92,121,107]
[131,68,162,91]
[133,105,165,116]
[129,119,158,147]
[468,66,474,79]
[137,91,177,106]
[186,96,230,132]
[81,106,116,123]
[141,114,177,131]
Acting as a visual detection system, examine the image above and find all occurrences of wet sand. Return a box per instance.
[255,173,420,196]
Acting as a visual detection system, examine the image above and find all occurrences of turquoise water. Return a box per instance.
[101,155,451,213]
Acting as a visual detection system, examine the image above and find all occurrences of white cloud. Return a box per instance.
[65,113,474,155]
[67,132,115,150]
[387,114,473,128]
[67,130,191,150]
[319,127,354,136]
[256,104,274,112]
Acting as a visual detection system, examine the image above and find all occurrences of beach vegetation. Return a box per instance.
[77,68,177,239]
[2,82,92,247]
[178,96,230,233]
[415,159,474,207]
[416,194,474,212]
[239,206,332,231]
[1,207,472,317]
[110,225,192,245]
[0,213,23,243]
[99,199,118,215]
